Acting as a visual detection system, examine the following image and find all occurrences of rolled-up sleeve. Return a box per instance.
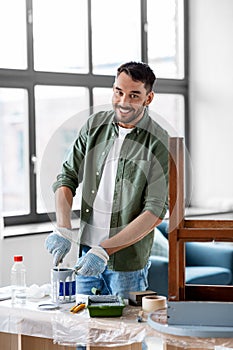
[52,123,88,196]
[143,135,169,219]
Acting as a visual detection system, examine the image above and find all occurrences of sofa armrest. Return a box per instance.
[148,255,168,297]
[186,242,233,271]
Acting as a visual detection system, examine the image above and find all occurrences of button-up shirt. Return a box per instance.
[53,109,169,271]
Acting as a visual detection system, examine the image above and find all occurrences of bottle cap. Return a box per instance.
[14,255,23,262]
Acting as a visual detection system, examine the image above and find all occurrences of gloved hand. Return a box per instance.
[75,246,109,276]
[45,227,72,266]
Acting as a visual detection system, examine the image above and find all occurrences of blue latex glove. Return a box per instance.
[75,246,109,276]
[45,229,72,266]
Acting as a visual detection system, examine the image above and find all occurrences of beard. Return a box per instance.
[113,103,146,126]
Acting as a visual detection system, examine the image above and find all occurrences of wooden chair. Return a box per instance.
[168,137,233,302]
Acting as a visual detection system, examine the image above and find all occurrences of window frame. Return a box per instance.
[0,0,189,227]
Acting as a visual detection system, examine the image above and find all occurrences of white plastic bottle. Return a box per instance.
[11,255,27,305]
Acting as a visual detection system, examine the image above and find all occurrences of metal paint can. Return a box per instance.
[51,267,75,304]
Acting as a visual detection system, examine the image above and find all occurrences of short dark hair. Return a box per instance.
[117,61,156,93]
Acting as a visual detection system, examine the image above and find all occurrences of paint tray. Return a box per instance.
[87,295,125,317]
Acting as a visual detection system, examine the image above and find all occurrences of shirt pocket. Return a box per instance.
[124,160,151,189]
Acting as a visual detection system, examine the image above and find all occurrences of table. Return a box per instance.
[0,297,233,350]
[0,296,147,350]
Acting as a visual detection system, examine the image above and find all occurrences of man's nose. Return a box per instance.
[119,94,130,105]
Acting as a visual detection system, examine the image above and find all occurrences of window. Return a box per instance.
[33,0,89,73]
[0,0,187,227]
[0,89,29,215]
[91,0,141,75]
[147,0,184,79]
[0,0,27,69]
[149,94,185,137]
[35,86,89,214]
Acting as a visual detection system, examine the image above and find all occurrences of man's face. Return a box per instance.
[112,72,154,128]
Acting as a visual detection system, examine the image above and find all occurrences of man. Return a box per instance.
[45,61,169,298]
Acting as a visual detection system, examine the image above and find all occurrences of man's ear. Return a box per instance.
[145,91,154,106]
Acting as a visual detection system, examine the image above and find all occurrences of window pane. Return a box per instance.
[93,88,113,112]
[0,89,29,215]
[0,0,27,69]
[35,86,89,213]
[147,0,184,79]
[92,0,141,75]
[149,94,185,136]
[33,0,88,73]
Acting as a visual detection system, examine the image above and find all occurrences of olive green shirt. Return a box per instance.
[53,109,169,271]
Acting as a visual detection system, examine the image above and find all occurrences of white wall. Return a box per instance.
[0,231,78,287]
[189,0,233,209]
[0,233,52,287]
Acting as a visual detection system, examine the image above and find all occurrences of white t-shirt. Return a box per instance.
[81,125,133,246]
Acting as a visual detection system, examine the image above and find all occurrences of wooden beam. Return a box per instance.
[184,219,233,228]
[185,285,233,302]
[168,137,185,301]
[178,228,233,241]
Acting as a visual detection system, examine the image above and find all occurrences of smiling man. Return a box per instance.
[45,61,169,298]
[113,66,154,127]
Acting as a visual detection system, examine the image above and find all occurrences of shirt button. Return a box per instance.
[91,190,95,194]
[96,171,99,176]
[102,152,105,155]
[112,132,115,137]
[85,209,90,213]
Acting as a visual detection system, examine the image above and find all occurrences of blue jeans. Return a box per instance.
[76,246,151,298]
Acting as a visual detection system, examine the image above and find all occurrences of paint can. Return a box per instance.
[51,267,75,304]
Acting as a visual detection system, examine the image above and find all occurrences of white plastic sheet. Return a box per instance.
[52,303,148,347]
[0,289,233,349]
[147,309,233,350]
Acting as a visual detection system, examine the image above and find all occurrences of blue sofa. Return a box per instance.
[148,222,233,297]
